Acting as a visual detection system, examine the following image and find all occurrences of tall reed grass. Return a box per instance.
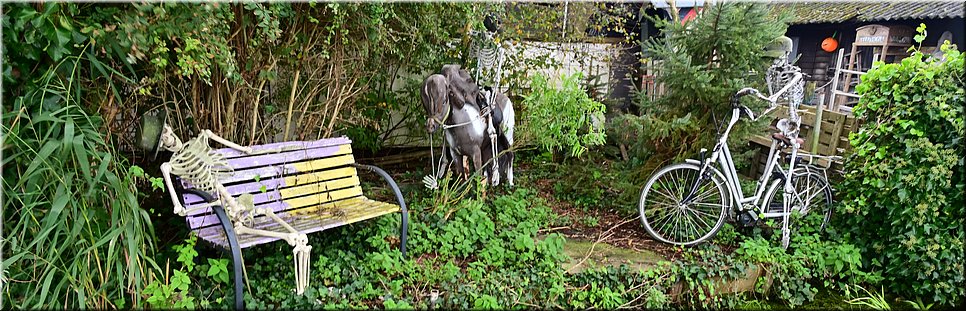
[2,53,159,309]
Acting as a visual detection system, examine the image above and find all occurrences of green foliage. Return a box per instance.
[2,3,85,82]
[732,224,878,309]
[605,113,651,162]
[903,297,936,311]
[547,156,638,214]
[142,234,235,309]
[564,264,674,309]
[840,25,965,307]
[231,188,571,309]
[636,2,789,170]
[673,245,750,308]
[845,285,892,310]
[2,55,158,308]
[128,165,166,192]
[522,73,607,157]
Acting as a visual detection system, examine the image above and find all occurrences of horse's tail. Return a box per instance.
[499,95,515,147]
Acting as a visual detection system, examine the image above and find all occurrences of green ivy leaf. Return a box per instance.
[207,258,230,284]
[171,270,190,292]
[128,165,145,178]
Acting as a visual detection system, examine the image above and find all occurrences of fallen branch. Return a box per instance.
[537,226,571,233]
[566,230,613,274]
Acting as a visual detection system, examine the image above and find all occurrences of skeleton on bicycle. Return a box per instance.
[638,36,834,249]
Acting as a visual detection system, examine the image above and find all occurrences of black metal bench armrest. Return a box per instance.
[352,163,409,257]
[179,188,246,310]
[182,188,217,203]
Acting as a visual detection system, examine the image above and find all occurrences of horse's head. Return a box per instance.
[421,74,450,133]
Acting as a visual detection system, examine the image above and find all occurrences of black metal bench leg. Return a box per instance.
[213,205,245,310]
[400,204,409,258]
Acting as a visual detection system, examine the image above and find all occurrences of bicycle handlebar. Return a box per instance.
[731,88,772,121]
[731,71,803,122]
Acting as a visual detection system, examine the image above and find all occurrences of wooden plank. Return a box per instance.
[186,186,364,229]
[195,198,400,248]
[827,113,847,157]
[183,174,361,210]
[218,144,353,171]
[228,167,357,198]
[192,198,379,235]
[214,136,352,159]
[183,168,359,205]
[220,154,355,185]
[749,134,772,147]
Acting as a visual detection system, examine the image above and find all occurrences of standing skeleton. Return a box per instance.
[157,125,312,295]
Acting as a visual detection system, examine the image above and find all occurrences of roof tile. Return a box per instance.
[774,1,964,24]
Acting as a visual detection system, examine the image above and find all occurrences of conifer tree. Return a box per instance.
[636,2,790,171]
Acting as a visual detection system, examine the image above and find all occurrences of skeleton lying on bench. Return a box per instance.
[157,125,312,295]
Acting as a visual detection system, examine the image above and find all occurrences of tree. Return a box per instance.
[633,3,789,172]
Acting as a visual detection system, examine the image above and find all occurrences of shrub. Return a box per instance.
[2,60,158,309]
[839,25,965,306]
[522,72,607,158]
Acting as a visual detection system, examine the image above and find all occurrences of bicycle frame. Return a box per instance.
[686,70,806,221]
[686,108,789,219]
[637,46,833,247]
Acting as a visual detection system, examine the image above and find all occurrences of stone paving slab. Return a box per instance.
[555,237,772,297]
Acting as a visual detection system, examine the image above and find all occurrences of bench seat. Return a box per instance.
[193,197,400,248]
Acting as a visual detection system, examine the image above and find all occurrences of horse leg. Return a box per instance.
[461,155,470,181]
[504,151,515,187]
[437,147,451,180]
[470,146,489,196]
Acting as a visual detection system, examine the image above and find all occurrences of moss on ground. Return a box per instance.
[555,237,666,274]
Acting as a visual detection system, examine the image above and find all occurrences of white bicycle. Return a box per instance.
[638,56,836,249]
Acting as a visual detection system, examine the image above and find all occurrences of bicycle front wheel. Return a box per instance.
[639,163,728,246]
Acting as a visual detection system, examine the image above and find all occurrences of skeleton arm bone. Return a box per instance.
[203,130,254,154]
[161,163,189,216]
[766,72,803,103]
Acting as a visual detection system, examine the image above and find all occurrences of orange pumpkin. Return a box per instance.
[821,37,838,52]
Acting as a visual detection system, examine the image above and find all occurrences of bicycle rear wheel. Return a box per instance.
[638,163,728,246]
[764,167,833,248]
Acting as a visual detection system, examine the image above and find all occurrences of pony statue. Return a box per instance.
[421,64,514,189]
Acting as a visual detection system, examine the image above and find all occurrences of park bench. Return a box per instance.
[170,136,408,309]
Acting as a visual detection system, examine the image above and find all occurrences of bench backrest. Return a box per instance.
[176,136,362,232]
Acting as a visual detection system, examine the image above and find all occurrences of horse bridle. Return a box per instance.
[427,92,452,130]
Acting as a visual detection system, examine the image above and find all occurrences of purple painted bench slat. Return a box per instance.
[214,136,351,159]
[186,186,363,230]
[182,173,360,210]
[217,144,351,171]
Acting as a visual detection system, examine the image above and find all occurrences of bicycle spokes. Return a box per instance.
[640,164,727,245]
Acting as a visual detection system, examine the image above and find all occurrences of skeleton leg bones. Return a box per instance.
[232,205,312,295]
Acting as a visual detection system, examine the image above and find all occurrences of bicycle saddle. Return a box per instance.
[771,132,805,146]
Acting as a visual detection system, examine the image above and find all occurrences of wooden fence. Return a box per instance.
[746,104,862,178]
